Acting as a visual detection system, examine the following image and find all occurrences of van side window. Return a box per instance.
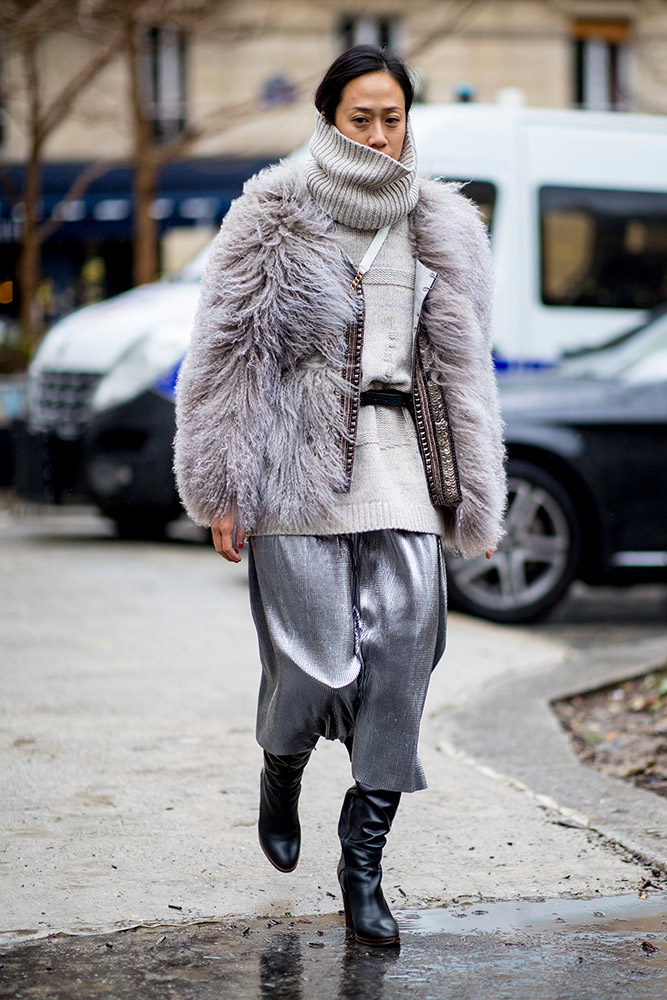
[540,186,667,310]
[435,179,496,233]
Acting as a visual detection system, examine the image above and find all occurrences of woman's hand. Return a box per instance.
[210,511,246,563]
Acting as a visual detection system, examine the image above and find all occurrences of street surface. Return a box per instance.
[1,504,666,997]
[2,895,667,1000]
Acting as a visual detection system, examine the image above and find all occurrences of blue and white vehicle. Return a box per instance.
[18,101,667,537]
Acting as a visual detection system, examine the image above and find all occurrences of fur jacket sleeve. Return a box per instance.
[412,179,506,556]
[173,162,355,529]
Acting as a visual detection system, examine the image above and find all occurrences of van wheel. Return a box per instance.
[446,459,581,624]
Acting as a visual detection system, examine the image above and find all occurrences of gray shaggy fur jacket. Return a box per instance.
[174,162,506,558]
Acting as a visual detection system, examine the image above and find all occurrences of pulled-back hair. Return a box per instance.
[314,45,414,123]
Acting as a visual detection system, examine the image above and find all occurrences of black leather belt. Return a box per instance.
[359,389,413,409]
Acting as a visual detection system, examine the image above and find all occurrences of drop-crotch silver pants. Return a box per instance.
[248,530,447,793]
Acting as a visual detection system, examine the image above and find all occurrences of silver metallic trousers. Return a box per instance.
[248,530,447,793]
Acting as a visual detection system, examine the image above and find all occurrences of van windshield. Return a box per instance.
[562,312,667,383]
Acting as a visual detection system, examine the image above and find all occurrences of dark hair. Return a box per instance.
[314,45,414,124]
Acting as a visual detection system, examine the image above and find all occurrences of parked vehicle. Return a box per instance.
[17,270,202,524]
[447,308,667,623]
[16,102,667,535]
[0,375,24,487]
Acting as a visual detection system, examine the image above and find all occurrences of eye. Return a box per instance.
[352,116,368,126]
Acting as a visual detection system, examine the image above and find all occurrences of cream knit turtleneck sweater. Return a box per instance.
[253,117,444,538]
[304,112,419,229]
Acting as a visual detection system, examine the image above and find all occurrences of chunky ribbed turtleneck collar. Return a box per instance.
[304,113,419,230]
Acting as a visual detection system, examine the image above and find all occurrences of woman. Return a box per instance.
[174,45,505,947]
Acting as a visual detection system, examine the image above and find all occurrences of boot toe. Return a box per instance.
[349,904,400,946]
[338,866,400,945]
[258,827,300,873]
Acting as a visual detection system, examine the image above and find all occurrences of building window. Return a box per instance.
[573,20,630,111]
[540,186,667,310]
[339,14,402,51]
[143,26,187,142]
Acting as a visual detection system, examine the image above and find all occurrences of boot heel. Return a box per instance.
[341,889,354,930]
[337,857,354,929]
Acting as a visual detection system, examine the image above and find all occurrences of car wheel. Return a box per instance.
[446,459,582,624]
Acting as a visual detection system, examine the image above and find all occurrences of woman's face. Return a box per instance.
[334,71,407,160]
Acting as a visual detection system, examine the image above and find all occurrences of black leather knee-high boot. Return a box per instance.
[337,783,402,946]
[258,750,312,873]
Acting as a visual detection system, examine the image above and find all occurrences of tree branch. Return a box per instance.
[153,70,321,167]
[36,158,115,243]
[6,0,62,34]
[408,0,494,60]
[22,35,42,150]
[37,27,126,142]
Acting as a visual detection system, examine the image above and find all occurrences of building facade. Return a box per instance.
[1,0,666,329]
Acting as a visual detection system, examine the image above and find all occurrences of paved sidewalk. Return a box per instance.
[439,634,667,868]
[1,509,663,944]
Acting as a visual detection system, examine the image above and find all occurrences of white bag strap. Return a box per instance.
[350,224,391,292]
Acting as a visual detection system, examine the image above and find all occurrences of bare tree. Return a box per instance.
[2,0,311,346]
[112,0,269,286]
[4,0,507,350]
[0,0,126,349]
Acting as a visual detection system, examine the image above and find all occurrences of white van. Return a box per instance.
[413,101,667,365]
[18,101,667,532]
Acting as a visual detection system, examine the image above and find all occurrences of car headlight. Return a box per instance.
[92,329,186,413]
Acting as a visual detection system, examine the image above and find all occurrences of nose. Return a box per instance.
[368,121,387,149]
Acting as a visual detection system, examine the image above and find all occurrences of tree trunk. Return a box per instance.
[18,146,44,351]
[132,157,160,285]
[18,37,44,353]
[127,20,160,285]
[14,23,127,353]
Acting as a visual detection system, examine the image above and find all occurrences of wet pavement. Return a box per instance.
[3,506,667,997]
[2,894,667,1000]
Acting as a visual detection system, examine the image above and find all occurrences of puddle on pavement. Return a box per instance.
[397,891,667,936]
[1,894,666,1000]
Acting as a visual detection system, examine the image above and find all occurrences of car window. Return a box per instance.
[563,313,667,382]
[540,186,667,310]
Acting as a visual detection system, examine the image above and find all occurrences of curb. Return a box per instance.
[435,634,667,872]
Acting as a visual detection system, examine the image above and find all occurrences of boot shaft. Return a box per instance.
[263,750,312,803]
[338,784,401,867]
[337,783,402,947]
